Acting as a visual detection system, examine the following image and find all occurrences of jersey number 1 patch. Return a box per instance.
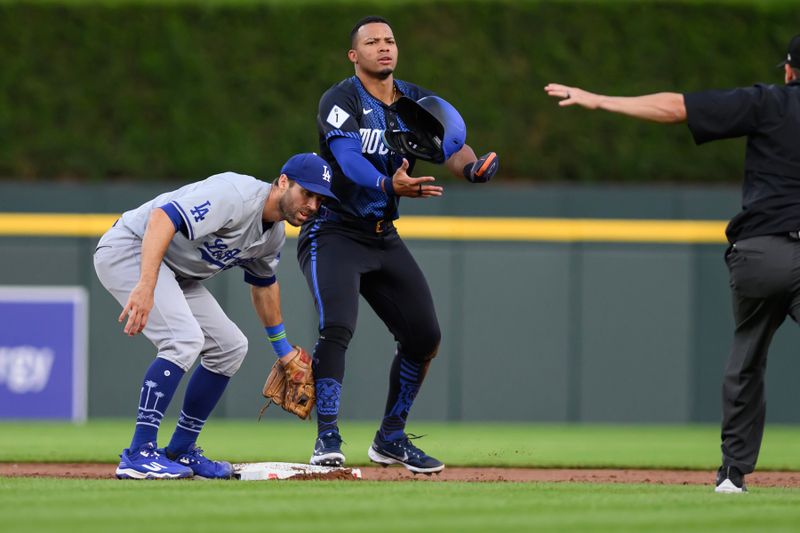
[326,105,350,129]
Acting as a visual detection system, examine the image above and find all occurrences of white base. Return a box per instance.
[232,462,362,481]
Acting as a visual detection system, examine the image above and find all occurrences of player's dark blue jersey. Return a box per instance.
[317,76,434,220]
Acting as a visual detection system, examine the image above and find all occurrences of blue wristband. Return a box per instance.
[266,324,293,357]
[381,176,395,196]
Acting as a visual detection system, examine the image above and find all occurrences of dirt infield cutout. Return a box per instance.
[2,463,800,488]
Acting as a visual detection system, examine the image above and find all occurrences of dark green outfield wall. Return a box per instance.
[3,182,800,424]
[2,0,798,183]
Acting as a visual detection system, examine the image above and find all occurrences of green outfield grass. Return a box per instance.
[1,420,800,470]
[3,421,800,532]
[2,477,800,533]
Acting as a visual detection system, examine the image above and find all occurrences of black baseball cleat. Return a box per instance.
[715,465,747,493]
[368,431,444,474]
[309,431,345,467]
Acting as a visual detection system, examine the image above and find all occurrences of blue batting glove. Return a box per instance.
[463,152,498,183]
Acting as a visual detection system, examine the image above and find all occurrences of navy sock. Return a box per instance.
[379,355,424,442]
[315,378,342,435]
[166,365,230,456]
[130,358,185,451]
[312,329,348,436]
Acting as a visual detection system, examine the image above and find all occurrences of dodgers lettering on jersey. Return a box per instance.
[199,238,241,267]
[317,76,434,220]
[118,173,285,282]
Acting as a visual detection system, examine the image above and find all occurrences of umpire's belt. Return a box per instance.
[317,206,394,234]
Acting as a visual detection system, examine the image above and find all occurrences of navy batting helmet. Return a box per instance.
[382,96,466,164]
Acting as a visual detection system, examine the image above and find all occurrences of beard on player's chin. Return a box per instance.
[376,67,393,79]
[279,207,307,227]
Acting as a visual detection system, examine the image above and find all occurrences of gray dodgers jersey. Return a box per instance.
[119,172,284,282]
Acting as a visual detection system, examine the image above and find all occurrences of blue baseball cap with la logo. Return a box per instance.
[280,153,338,201]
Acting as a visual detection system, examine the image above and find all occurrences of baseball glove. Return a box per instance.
[259,346,315,420]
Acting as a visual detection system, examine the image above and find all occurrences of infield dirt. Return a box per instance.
[2,463,800,488]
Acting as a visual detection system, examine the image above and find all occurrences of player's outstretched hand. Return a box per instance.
[464,152,498,183]
[119,282,155,336]
[544,83,603,109]
[391,158,443,198]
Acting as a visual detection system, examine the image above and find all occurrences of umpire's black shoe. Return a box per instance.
[368,431,445,474]
[715,465,747,493]
[309,431,345,467]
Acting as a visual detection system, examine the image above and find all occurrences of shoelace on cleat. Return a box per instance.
[138,445,160,459]
[319,432,343,447]
[186,447,209,462]
[396,434,428,458]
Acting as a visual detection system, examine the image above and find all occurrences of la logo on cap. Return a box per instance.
[322,165,331,183]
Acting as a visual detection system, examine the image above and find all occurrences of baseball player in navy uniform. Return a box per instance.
[94,153,336,479]
[299,15,498,474]
[545,34,800,493]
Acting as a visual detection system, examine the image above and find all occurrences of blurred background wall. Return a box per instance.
[2,0,800,422]
[5,182,800,424]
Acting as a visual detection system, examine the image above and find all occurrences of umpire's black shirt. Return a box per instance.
[685,79,800,243]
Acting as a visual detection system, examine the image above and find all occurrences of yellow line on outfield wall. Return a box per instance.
[0,213,120,237]
[0,213,728,243]
[395,216,727,243]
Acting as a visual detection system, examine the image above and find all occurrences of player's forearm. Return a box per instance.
[252,283,297,361]
[330,136,393,193]
[251,283,283,327]
[598,93,687,123]
[139,208,177,286]
[446,144,477,178]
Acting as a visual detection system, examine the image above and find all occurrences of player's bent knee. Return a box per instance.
[403,341,441,363]
[157,332,205,371]
[318,325,353,350]
[425,341,440,361]
[420,341,440,362]
[224,333,249,376]
[404,324,441,362]
[204,329,249,377]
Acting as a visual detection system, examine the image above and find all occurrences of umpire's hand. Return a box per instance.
[391,158,443,198]
[544,83,602,109]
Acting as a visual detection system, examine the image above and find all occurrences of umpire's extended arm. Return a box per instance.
[544,83,686,123]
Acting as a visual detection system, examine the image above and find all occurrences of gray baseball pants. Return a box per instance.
[93,225,248,377]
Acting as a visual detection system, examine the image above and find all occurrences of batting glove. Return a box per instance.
[463,152,498,183]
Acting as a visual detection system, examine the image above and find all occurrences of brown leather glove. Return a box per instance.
[260,346,315,420]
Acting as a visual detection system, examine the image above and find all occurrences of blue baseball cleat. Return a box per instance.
[368,432,444,474]
[309,430,346,467]
[164,443,233,479]
[116,442,194,480]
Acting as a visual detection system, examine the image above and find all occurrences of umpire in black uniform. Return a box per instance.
[545,34,800,493]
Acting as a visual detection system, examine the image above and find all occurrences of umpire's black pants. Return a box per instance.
[722,234,800,473]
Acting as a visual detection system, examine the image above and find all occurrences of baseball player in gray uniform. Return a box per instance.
[94,153,336,479]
